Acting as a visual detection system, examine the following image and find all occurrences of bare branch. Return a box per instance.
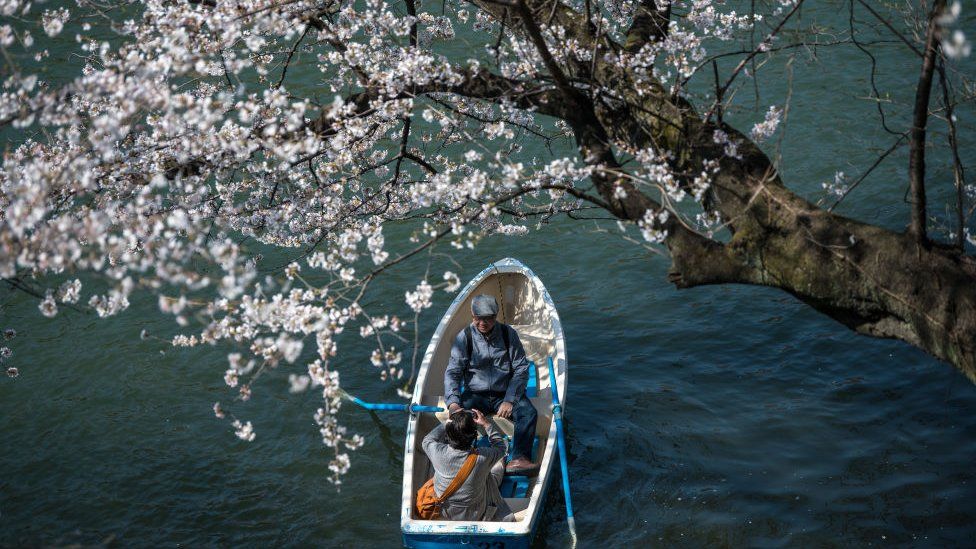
[828,133,908,212]
[853,0,925,58]
[907,0,946,246]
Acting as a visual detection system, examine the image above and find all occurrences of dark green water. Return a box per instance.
[3,2,976,547]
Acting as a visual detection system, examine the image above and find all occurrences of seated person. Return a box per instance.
[422,408,513,521]
[445,295,538,473]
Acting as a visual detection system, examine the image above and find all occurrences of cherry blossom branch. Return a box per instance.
[513,0,575,97]
[705,0,806,122]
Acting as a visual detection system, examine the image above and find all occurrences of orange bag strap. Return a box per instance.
[436,452,479,503]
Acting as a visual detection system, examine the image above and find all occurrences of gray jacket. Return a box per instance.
[444,323,530,408]
[421,421,512,521]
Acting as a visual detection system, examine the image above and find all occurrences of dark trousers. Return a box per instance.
[461,391,538,461]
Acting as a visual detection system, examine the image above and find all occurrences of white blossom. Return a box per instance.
[750,106,782,142]
[224,369,240,388]
[823,171,849,197]
[942,30,971,59]
[328,453,351,478]
[405,280,434,312]
[232,420,256,442]
[713,129,741,159]
[39,291,58,318]
[442,271,461,292]
[41,8,69,37]
[288,373,311,393]
[58,279,82,304]
[937,2,962,25]
[0,25,14,47]
[639,209,670,244]
[1,0,24,17]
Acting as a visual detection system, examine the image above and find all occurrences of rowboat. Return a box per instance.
[401,258,568,548]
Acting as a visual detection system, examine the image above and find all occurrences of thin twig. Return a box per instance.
[275,24,311,89]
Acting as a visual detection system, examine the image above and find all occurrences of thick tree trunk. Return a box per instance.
[610,84,976,380]
[613,87,976,381]
[670,148,976,380]
[464,0,976,378]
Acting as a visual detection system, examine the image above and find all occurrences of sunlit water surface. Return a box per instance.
[2,2,976,547]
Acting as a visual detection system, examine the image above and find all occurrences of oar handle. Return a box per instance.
[344,392,443,413]
[408,404,444,413]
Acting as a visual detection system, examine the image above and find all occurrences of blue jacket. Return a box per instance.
[444,323,529,407]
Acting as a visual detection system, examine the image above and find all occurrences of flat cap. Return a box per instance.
[471,294,499,317]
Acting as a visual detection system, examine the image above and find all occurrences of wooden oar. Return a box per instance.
[340,388,443,413]
[547,356,577,547]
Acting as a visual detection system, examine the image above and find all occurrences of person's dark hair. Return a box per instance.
[445,410,478,450]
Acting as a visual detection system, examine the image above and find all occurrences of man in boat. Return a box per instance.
[445,294,538,473]
[422,408,513,521]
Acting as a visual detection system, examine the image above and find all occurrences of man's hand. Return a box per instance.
[496,401,513,419]
[448,403,462,414]
[471,408,491,428]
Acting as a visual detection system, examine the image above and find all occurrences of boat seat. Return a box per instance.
[499,475,531,498]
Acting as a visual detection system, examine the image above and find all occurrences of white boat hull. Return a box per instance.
[401,258,568,548]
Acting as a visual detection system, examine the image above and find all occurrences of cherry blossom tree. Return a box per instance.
[1,0,974,481]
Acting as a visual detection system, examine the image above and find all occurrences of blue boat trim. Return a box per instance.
[548,356,577,544]
[499,475,530,498]
[526,360,538,398]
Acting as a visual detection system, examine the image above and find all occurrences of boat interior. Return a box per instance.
[410,271,560,522]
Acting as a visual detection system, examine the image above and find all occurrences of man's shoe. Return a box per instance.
[505,457,538,474]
